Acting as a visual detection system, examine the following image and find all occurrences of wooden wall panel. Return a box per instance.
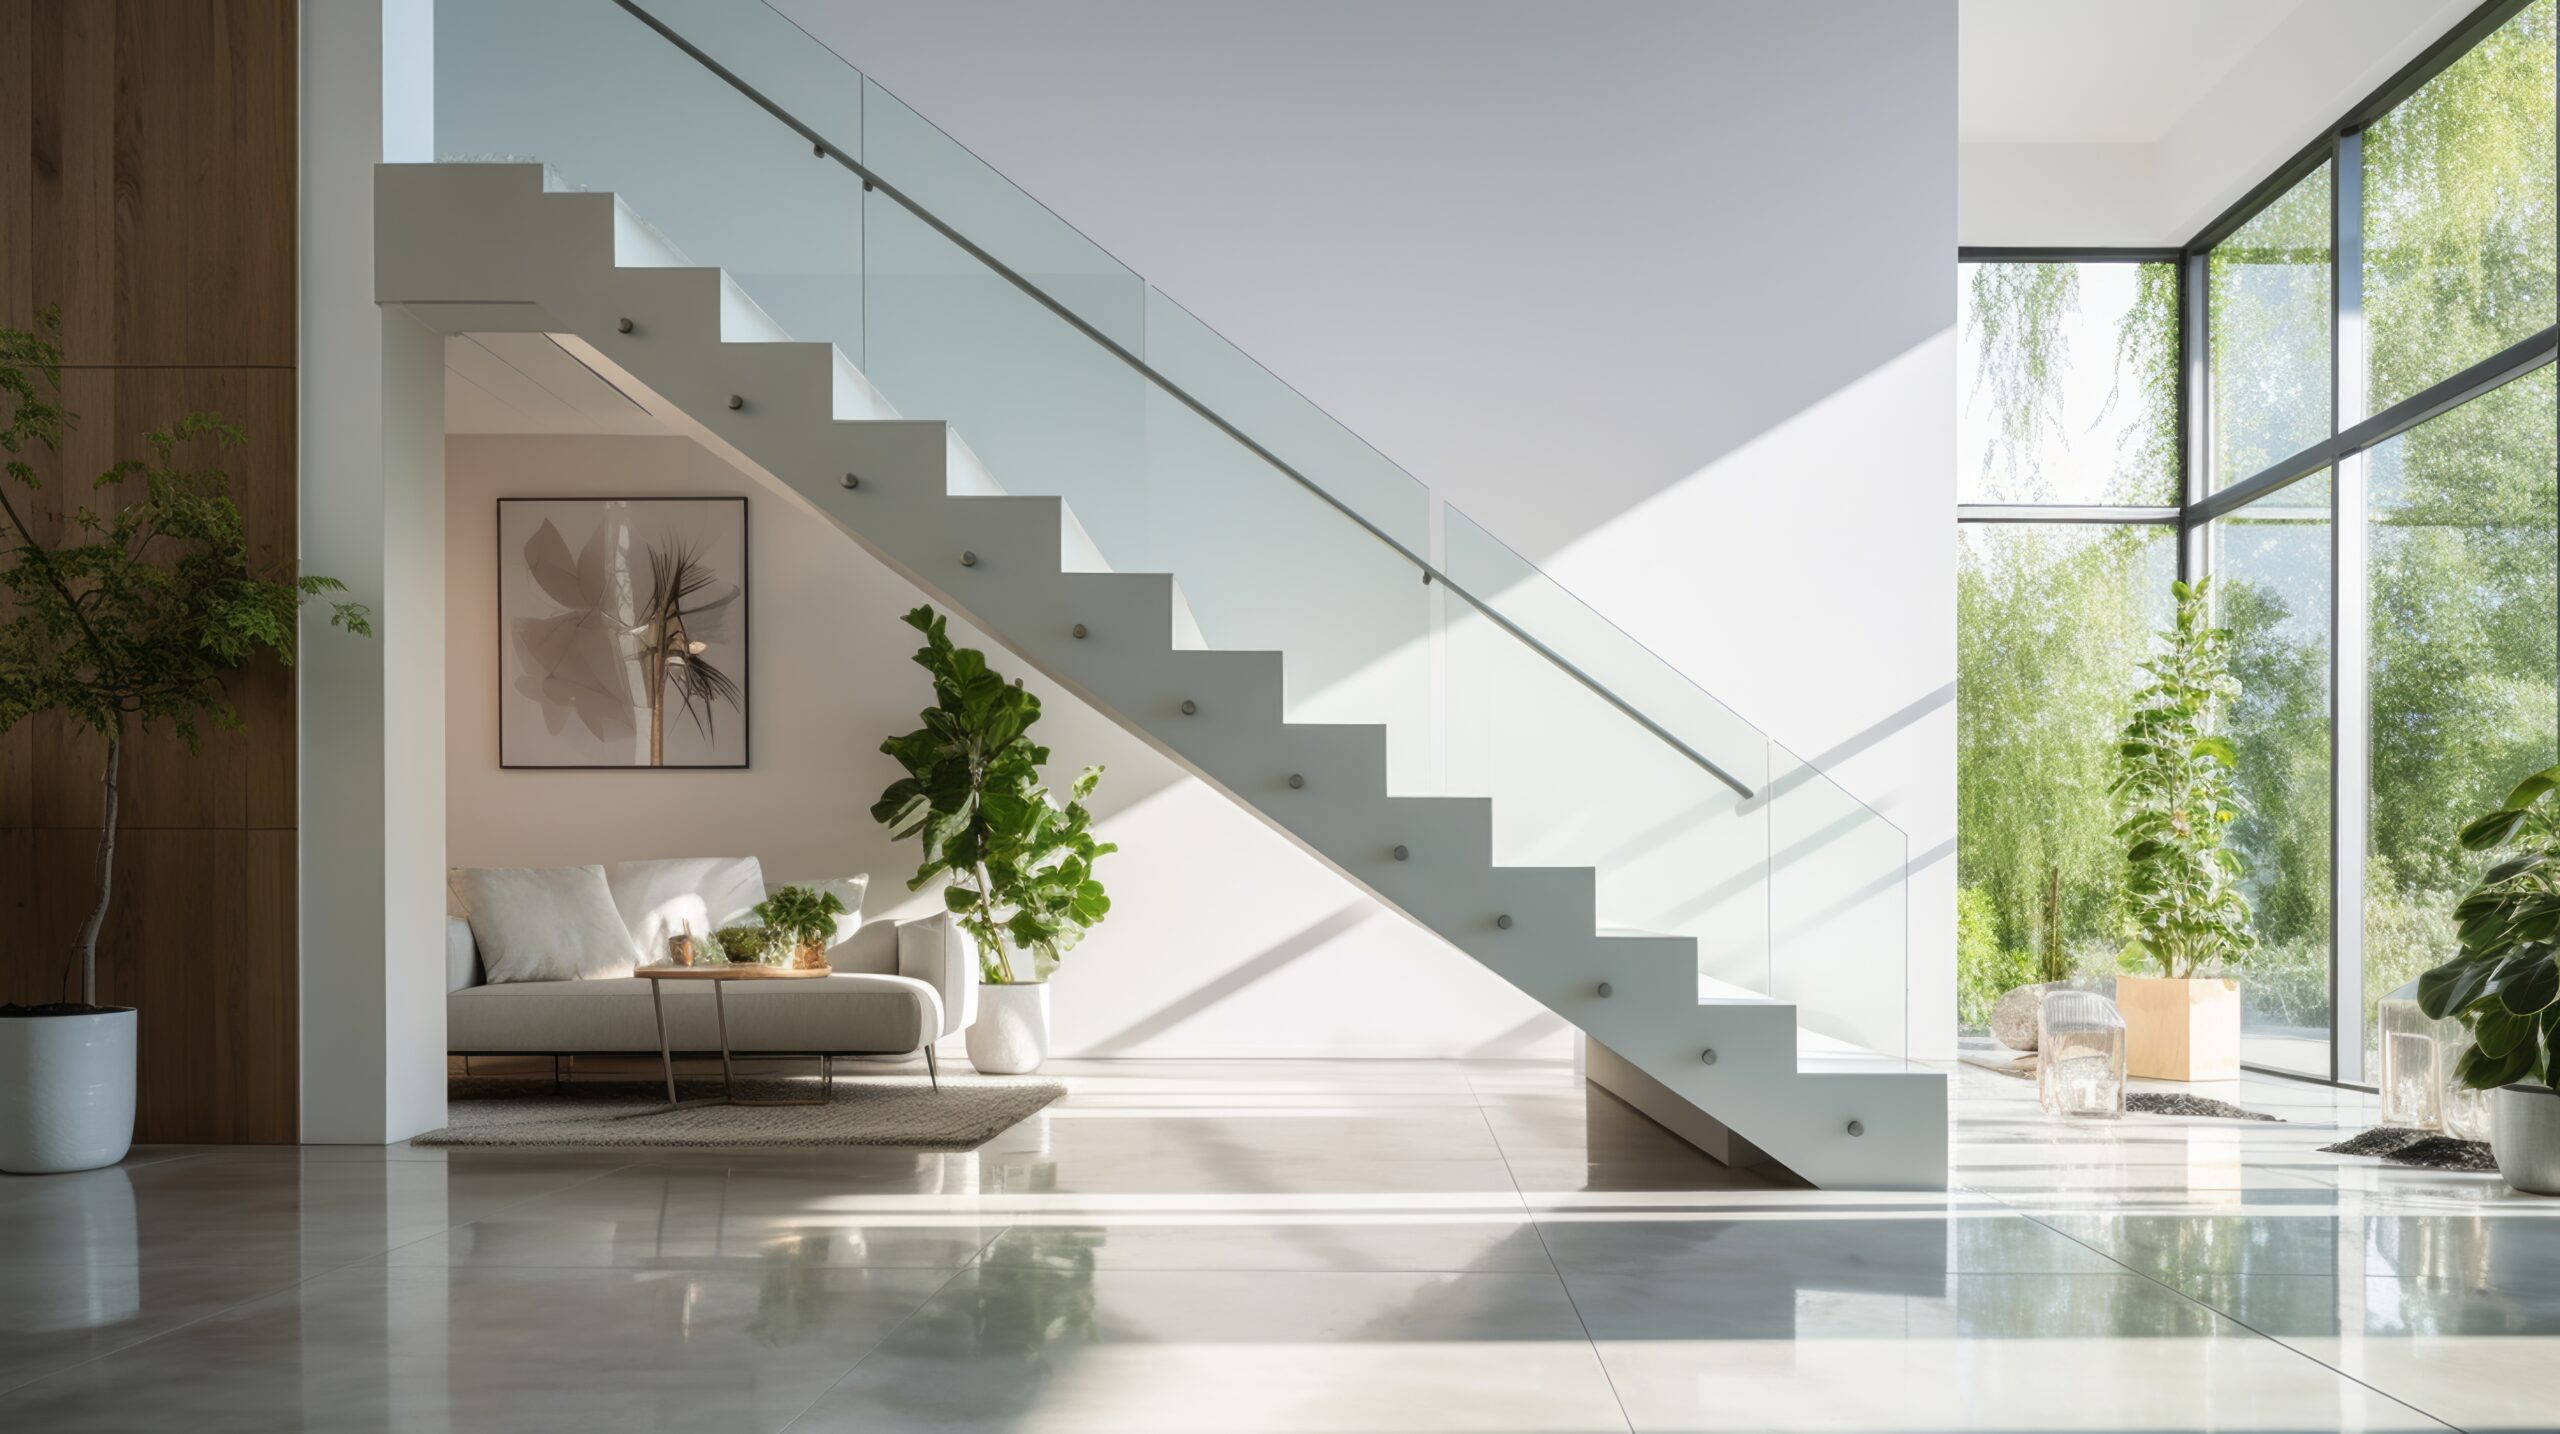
[0,0,299,1143]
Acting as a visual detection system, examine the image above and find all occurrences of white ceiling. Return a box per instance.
[1960,0,2300,144]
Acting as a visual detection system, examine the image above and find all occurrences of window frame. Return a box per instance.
[1956,0,2559,1088]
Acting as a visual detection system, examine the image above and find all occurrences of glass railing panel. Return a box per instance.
[859,77,1147,355]
[1767,746,1909,1060]
[1441,591,1772,994]
[436,0,866,360]
[1443,507,1765,781]
[1143,290,1431,554]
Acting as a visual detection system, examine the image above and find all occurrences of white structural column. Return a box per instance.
[299,0,449,1144]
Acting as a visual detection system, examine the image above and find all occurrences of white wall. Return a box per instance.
[763,0,1961,1055]
[446,433,1566,1059]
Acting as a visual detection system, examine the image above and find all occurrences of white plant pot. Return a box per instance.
[2491,1083,2560,1196]
[966,982,1051,1075]
[0,1008,138,1174]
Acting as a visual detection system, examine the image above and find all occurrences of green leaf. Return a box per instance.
[2455,1034,2539,1091]
[2476,1005,2536,1059]
[2417,954,2499,1019]
[2497,951,2560,1015]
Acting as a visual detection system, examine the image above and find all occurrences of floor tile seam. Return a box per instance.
[1989,1185,2469,1432]
[1471,1101,1639,1434]
[0,1255,344,1402]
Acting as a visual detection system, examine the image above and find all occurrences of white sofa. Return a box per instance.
[445,859,976,1087]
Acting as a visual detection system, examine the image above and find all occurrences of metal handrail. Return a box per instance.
[612,0,1758,800]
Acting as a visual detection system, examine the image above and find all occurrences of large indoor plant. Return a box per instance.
[2109,578,2254,1080]
[0,312,368,1172]
[2416,766,2560,1194]
[872,605,1112,1074]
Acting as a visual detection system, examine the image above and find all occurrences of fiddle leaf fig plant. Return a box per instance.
[752,885,848,958]
[872,606,1114,985]
[2416,765,2560,1090]
[2110,578,2255,980]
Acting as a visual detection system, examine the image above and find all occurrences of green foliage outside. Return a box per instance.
[0,311,370,1008]
[2416,766,2560,1089]
[873,606,1114,985]
[2110,580,2254,979]
[1956,0,2557,1049]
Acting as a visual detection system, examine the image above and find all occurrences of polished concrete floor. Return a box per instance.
[0,1057,2551,1432]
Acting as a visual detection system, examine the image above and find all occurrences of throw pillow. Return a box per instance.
[604,856,768,965]
[454,865,636,983]
[767,874,869,948]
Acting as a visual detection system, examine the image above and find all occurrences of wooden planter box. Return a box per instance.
[2118,975,2241,1082]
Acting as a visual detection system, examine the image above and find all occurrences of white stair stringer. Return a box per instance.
[376,164,1947,1190]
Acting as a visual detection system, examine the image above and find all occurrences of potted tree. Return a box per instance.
[0,312,367,1173]
[2109,578,2253,1081]
[2415,767,2560,1195]
[873,606,1112,1074]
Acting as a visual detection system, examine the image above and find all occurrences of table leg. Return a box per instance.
[651,979,676,1105]
[713,979,737,1102]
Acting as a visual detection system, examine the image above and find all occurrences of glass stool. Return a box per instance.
[2038,989,2127,1119]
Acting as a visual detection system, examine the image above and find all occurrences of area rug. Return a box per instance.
[2320,1125,2499,1172]
[412,1074,1065,1150]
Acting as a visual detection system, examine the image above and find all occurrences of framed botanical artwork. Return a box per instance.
[497,496,750,769]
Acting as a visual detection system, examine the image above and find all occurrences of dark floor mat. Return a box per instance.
[2321,1125,2498,1171]
[2125,1092,2281,1121]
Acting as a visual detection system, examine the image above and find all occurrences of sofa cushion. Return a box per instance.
[447,973,939,1055]
[604,856,767,966]
[455,865,636,983]
[766,874,868,948]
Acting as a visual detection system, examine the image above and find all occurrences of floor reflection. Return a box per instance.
[0,1058,2549,1431]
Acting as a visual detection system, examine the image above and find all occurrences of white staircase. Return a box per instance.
[379,163,1946,1190]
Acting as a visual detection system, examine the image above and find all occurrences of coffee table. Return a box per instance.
[634,963,834,1107]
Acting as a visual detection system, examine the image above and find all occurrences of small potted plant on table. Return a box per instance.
[753,885,849,971]
[2415,766,2560,1195]
[2110,579,2252,1081]
[874,606,1113,1075]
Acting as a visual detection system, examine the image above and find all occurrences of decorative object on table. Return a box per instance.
[753,885,850,972]
[668,933,703,967]
[497,495,747,769]
[2109,578,2252,1081]
[415,1072,1062,1149]
[2376,978,2492,1140]
[873,605,1114,1075]
[1991,981,2064,1052]
[2036,990,2126,1119]
[2320,1126,2500,1172]
[0,310,370,1175]
[2411,763,2560,1194]
[714,925,776,965]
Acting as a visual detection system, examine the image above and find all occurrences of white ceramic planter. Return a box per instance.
[0,1008,138,1174]
[966,982,1051,1075]
[2492,1083,2560,1196]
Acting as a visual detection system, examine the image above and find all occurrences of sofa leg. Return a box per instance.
[925,1046,941,1092]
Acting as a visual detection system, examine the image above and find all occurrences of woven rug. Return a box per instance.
[412,1074,1064,1150]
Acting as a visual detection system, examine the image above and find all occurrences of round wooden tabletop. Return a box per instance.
[634,963,832,981]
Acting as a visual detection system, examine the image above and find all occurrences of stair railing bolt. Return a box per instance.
[1392,845,1409,862]
[615,317,634,334]
[1495,914,1514,930]
[961,551,978,567]
[1846,1120,1865,1137]
[841,473,860,490]
[1287,773,1305,790]
[1180,700,1198,716]
[727,394,745,411]
[1596,982,1613,998]
[1071,624,1088,639]
[1700,1048,1718,1065]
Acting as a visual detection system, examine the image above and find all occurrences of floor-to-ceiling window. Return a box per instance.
[1957,0,2557,1084]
